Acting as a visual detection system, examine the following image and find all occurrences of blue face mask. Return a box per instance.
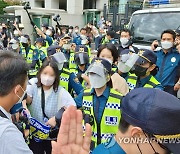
[10,86,26,114]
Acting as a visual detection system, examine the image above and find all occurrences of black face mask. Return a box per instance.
[133,65,148,77]
[22,43,28,48]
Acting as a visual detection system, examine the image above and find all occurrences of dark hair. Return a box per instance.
[97,44,119,63]
[118,116,131,133]
[69,26,73,29]
[80,28,87,32]
[106,31,115,38]
[37,60,59,92]
[120,29,131,36]
[161,29,176,41]
[75,26,79,29]
[0,51,29,96]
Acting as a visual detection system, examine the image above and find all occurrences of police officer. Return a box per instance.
[9,37,21,53]
[20,35,43,78]
[71,45,90,88]
[100,31,116,45]
[48,48,83,96]
[93,88,180,154]
[35,37,48,57]
[126,49,163,90]
[75,58,123,150]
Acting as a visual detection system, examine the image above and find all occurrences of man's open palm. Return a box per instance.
[51,106,92,154]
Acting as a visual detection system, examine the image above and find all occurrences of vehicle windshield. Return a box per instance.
[129,12,180,45]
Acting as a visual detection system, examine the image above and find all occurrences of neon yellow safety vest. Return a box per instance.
[21,45,38,76]
[69,52,76,69]
[59,68,70,91]
[102,37,109,45]
[127,73,160,90]
[82,88,123,148]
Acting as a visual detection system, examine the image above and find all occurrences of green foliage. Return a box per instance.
[0,0,9,14]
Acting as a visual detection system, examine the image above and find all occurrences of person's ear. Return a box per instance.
[130,127,144,138]
[149,64,156,72]
[14,84,21,96]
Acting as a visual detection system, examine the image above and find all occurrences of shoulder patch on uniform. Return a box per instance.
[104,137,116,149]
[73,77,80,83]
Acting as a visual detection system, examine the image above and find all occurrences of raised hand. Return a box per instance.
[51,105,92,154]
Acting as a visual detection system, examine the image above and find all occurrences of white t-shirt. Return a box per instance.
[0,106,33,154]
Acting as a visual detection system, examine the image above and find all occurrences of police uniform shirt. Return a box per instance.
[0,106,33,154]
[20,46,39,61]
[155,48,180,87]
[68,72,84,95]
[92,136,126,154]
[74,86,110,123]
[135,75,164,90]
[46,35,53,46]
[38,48,47,61]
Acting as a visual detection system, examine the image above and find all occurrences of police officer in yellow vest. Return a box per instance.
[126,49,164,90]
[71,45,90,88]
[20,35,46,79]
[48,47,84,96]
[75,58,123,150]
[35,37,48,58]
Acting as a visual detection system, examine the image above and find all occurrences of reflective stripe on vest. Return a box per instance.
[82,88,122,148]
[127,73,160,90]
[59,68,70,91]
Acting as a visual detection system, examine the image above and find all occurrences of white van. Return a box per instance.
[128,0,180,49]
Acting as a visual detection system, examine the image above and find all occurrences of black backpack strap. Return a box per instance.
[0,110,8,119]
[41,87,49,119]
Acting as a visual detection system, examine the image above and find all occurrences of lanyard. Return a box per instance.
[41,87,49,120]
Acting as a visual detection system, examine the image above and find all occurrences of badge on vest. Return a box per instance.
[105,116,118,126]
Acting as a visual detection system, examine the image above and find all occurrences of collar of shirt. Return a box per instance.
[137,75,152,87]
[104,136,126,154]
[160,47,177,55]
[90,86,110,99]
[0,106,12,121]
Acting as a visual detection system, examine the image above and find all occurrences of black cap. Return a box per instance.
[41,23,49,28]
[121,88,180,154]
[136,49,157,64]
[75,45,88,53]
[36,37,45,44]
[47,45,61,56]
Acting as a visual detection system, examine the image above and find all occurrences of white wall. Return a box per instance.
[67,0,84,14]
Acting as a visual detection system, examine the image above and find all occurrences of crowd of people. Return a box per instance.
[0,15,180,154]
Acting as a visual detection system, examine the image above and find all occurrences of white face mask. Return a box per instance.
[89,73,107,88]
[75,29,79,33]
[120,37,129,46]
[63,44,71,50]
[14,30,19,36]
[41,74,55,86]
[161,41,173,49]
[69,29,73,33]
[46,30,52,36]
